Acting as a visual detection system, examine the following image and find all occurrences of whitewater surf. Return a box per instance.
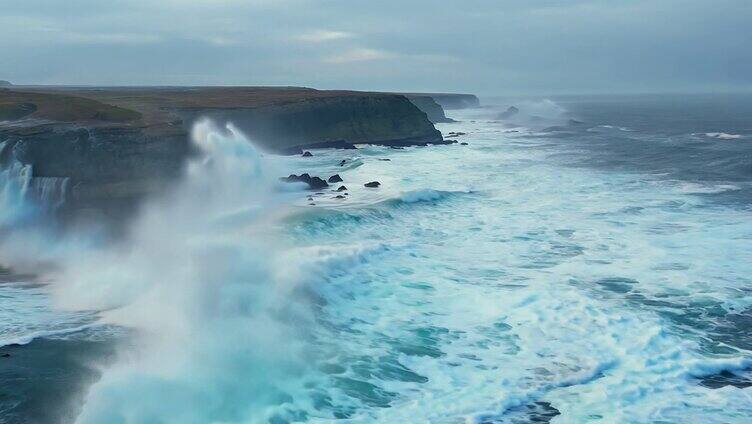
[2,94,752,423]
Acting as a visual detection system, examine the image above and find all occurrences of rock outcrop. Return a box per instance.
[279,173,329,190]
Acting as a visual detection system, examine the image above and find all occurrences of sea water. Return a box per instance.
[1,95,752,423]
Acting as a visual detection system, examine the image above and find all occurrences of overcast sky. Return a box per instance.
[2,0,750,95]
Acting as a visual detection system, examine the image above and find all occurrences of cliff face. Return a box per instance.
[403,96,454,124]
[402,93,480,110]
[0,123,189,221]
[0,87,447,222]
[177,94,444,153]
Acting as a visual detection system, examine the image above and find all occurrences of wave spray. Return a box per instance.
[36,119,318,423]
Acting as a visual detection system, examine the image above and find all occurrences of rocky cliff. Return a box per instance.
[403,95,454,123]
[402,92,480,110]
[0,86,448,222]
[176,94,444,152]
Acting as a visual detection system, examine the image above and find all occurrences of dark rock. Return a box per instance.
[328,174,343,183]
[279,173,329,190]
[460,142,468,145]
[364,181,381,188]
[302,151,313,157]
[336,185,347,192]
[379,158,391,161]
[333,195,346,199]
[339,159,347,166]
[1,353,10,358]
[497,106,519,120]
[308,178,328,189]
[309,202,316,205]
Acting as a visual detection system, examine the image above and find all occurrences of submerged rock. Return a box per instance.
[328,174,343,183]
[333,195,346,199]
[336,185,347,192]
[460,142,468,145]
[279,173,329,189]
[364,181,381,188]
[339,159,347,166]
[302,151,313,157]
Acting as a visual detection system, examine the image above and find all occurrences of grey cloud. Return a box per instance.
[1,0,749,94]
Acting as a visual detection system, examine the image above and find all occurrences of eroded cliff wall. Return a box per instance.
[0,87,447,222]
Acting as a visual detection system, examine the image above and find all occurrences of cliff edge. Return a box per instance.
[0,86,448,222]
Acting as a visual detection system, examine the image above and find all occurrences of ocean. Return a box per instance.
[1,94,752,423]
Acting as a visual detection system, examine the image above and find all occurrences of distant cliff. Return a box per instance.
[403,95,454,123]
[0,86,447,221]
[176,94,444,152]
[403,93,480,110]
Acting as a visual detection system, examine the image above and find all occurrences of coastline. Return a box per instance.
[0,86,477,223]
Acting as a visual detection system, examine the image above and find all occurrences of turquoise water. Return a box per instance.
[2,98,752,423]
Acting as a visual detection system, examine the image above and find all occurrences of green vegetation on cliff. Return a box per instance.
[0,90,142,123]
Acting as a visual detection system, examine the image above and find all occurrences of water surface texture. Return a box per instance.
[1,95,752,423]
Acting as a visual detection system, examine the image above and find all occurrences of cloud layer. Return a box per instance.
[1,0,750,94]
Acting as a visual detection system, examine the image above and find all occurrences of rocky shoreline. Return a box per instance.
[1,86,478,222]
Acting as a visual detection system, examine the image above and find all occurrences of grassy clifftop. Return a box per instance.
[0,90,141,123]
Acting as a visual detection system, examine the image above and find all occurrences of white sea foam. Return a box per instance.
[705,132,743,140]
[2,112,752,422]
[671,181,741,194]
